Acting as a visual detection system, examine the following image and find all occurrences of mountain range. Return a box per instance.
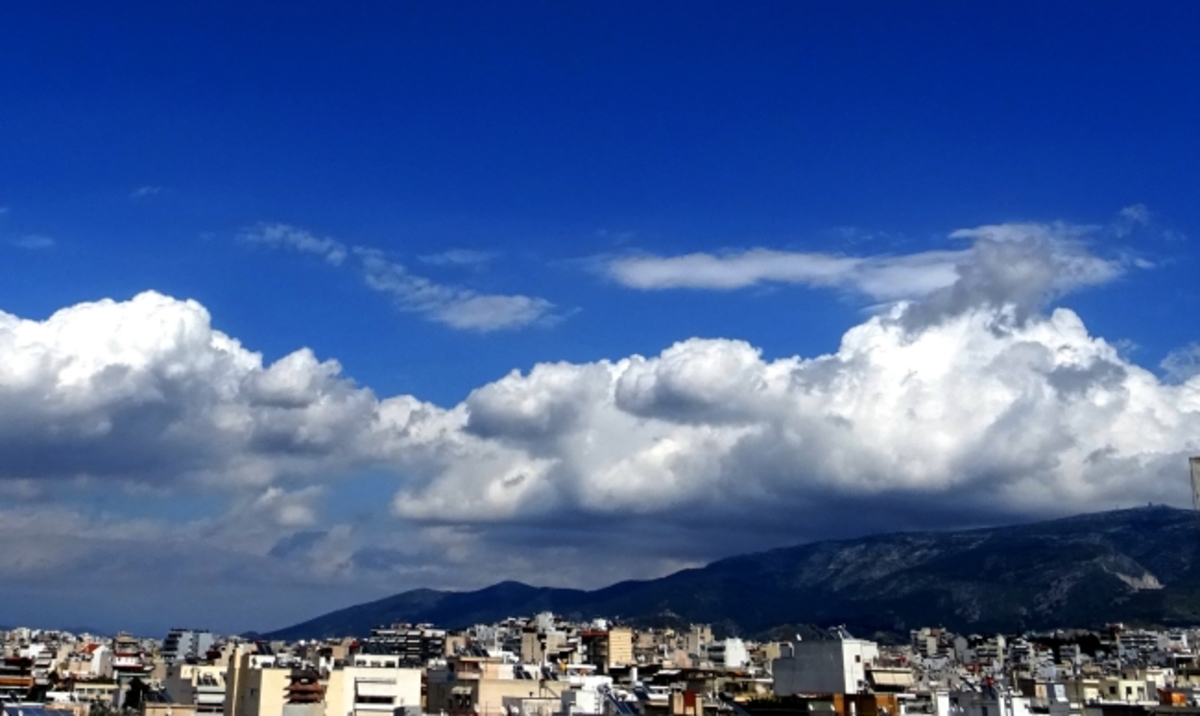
[264,505,1200,641]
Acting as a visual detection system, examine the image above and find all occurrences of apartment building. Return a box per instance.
[427,656,570,716]
[773,636,879,696]
[162,631,216,665]
[325,664,421,716]
[163,663,226,714]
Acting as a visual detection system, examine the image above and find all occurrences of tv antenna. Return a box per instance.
[1190,457,1200,527]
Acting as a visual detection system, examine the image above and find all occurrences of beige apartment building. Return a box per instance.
[225,661,291,716]
[224,647,422,716]
[579,628,633,673]
[427,656,570,716]
[164,663,227,713]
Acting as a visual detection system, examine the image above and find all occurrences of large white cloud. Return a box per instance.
[1,220,1196,632]
[390,224,1192,527]
[0,291,380,487]
[0,222,1187,520]
[391,308,1199,525]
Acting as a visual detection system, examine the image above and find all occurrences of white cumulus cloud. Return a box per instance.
[0,291,380,488]
[391,308,1200,527]
[386,223,1187,535]
[1,220,1197,624]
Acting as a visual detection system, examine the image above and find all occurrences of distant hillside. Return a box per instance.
[265,506,1200,640]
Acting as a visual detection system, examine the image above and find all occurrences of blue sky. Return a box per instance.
[3,2,1200,635]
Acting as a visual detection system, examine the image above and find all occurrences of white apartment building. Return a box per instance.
[706,639,749,670]
[326,665,422,716]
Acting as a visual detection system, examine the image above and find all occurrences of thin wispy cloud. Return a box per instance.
[358,249,554,331]
[1161,343,1200,384]
[10,235,55,250]
[1112,202,1187,243]
[129,185,165,201]
[607,221,1132,314]
[242,223,348,265]
[596,229,637,245]
[419,249,498,268]
[242,223,557,332]
[1118,203,1151,225]
[607,247,966,301]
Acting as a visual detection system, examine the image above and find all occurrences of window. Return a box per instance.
[855,655,861,663]
[356,696,394,705]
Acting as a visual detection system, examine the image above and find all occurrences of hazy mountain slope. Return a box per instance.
[265,506,1200,640]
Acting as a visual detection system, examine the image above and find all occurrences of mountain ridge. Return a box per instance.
[265,505,1200,641]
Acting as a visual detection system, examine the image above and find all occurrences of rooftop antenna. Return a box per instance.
[1190,457,1200,528]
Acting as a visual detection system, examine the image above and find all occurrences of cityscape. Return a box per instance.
[5,7,1200,716]
[5,615,1200,716]
[9,496,1200,716]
